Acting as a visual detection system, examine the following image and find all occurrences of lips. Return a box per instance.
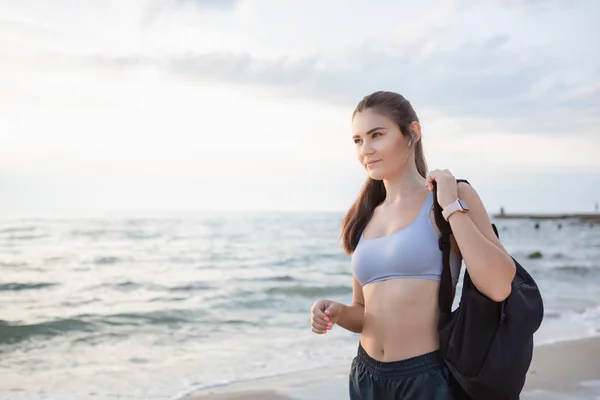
[365,160,381,168]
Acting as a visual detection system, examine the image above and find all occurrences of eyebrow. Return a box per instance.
[352,127,386,140]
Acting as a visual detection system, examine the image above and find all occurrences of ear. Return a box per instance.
[408,121,422,144]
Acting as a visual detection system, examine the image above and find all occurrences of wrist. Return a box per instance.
[333,302,347,325]
[338,303,348,319]
[447,209,469,223]
[442,198,469,221]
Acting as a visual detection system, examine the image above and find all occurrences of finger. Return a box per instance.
[426,172,437,191]
[312,305,326,319]
[425,173,432,186]
[312,310,327,325]
[312,327,327,334]
[312,320,329,331]
[312,319,332,333]
[428,169,441,180]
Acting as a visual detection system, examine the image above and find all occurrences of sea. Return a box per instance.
[1,211,599,400]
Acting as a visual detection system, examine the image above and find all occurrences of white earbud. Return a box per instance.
[408,135,413,147]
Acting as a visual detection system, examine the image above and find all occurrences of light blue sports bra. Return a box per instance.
[351,192,461,287]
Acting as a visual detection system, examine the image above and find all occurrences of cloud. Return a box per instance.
[170,52,319,86]
[3,0,598,137]
[163,33,598,134]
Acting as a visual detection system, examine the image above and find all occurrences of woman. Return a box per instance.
[310,91,516,399]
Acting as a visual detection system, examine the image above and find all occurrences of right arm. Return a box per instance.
[336,276,365,334]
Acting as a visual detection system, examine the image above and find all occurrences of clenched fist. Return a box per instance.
[311,299,344,334]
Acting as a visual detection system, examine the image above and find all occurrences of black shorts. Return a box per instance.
[349,343,463,400]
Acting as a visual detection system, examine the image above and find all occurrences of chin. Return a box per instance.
[366,169,386,181]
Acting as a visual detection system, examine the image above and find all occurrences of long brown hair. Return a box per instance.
[341,91,428,254]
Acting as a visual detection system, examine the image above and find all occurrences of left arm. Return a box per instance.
[427,172,516,302]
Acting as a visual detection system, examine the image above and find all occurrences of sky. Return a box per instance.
[1,0,599,214]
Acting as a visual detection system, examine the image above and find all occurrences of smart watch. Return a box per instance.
[442,199,469,221]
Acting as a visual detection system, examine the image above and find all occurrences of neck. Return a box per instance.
[382,166,427,206]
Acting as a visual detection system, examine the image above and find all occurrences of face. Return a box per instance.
[351,108,416,180]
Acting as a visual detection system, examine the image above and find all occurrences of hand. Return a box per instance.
[310,299,344,334]
[425,169,459,209]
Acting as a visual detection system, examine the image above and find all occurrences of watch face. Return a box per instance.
[458,199,469,211]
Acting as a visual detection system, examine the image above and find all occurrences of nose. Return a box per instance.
[359,140,375,156]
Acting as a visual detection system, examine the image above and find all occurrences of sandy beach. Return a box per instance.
[183,336,600,400]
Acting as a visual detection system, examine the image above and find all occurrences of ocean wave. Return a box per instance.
[6,234,49,241]
[93,256,121,265]
[234,275,296,282]
[167,283,215,292]
[542,310,563,319]
[69,228,162,240]
[123,218,162,226]
[121,230,162,240]
[535,304,600,345]
[513,250,573,261]
[44,256,69,264]
[0,226,38,234]
[555,265,597,275]
[0,308,215,346]
[265,284,351,298]
[96,309,207,327]
[70,332,128,346]
[207,285,334,310]
[88,281,210,293]
[149,296,187,303]
[169,256,201,263]
[0,282,57,291]
[218,296,281,310]
[0,318,95,345]
[279,253,348,267]
[246,253,347,270]
[0,261,28,268]
[323,269,352,276]
[113,281,143,290]
[70,229,108,238]
[60,298,100,307]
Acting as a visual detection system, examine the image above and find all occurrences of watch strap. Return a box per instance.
[442,199,466,221]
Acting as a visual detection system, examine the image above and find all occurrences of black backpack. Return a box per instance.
[432,180,544,400]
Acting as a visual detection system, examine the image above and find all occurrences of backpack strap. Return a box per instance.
[432,179,471,314]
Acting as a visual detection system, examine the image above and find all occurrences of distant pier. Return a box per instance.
[493,207,600,223]
[492,213,600,223]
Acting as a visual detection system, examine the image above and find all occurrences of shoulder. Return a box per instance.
[456,180,477,197]
[456,180,490,216]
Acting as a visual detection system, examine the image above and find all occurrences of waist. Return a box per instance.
[360,278,441,361]
[355,342,444,379]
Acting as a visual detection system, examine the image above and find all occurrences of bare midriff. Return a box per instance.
[360,278,441,362]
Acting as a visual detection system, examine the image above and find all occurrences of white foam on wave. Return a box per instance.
[535,304,600,346]
[172,305,600,399]
[170,380,233,400]
[169,364,340,400]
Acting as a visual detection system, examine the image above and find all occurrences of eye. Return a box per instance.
[353,138,362,144]
[372,132,382,138]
